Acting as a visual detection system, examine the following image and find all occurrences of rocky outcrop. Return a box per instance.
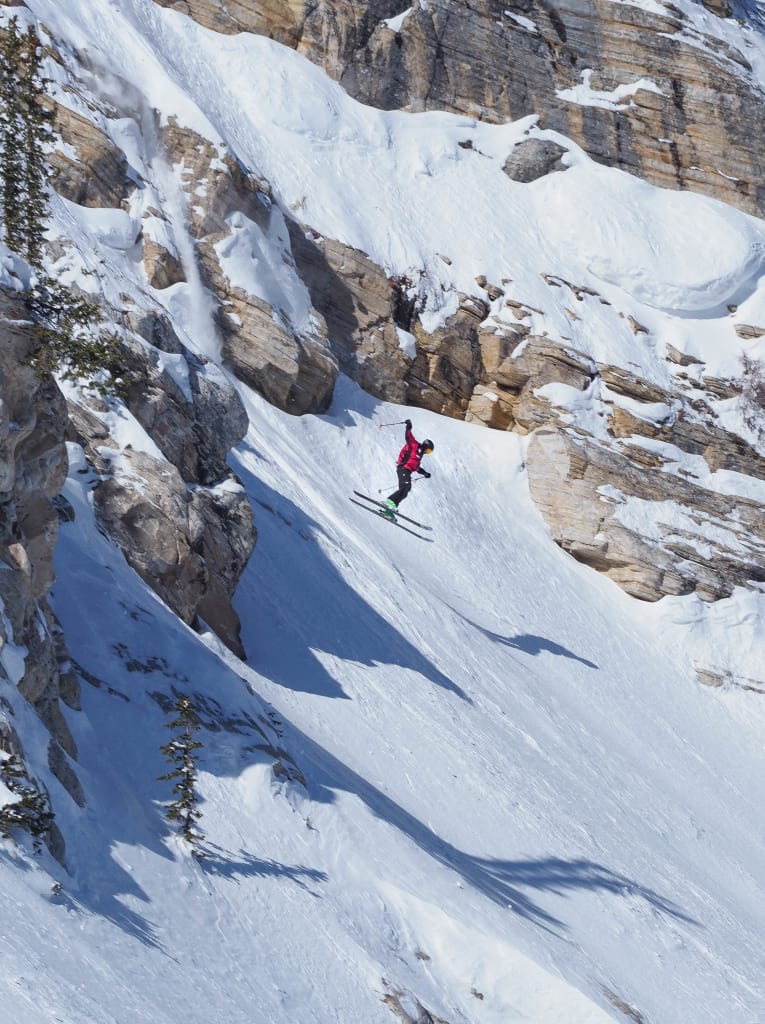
[0,285,82,825]
[220,288,337,414]
[49,103,135,209]
[121,312,249,486]
[527,427,765,602]
[142,237,186,290]
[168,0,765,220]
[289,226,412,402]
[66,318,257,658]
[407,296,489,417]
[66,420,256,658]
[159,120,338,415]
[153,0,302,45]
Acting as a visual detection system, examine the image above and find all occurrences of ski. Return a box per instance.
[352,492,432,530]
[349,499,434,542]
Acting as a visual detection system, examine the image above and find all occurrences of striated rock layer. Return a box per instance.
[158,0,765,219]
[0,284,83,843]
[30,7,765,672]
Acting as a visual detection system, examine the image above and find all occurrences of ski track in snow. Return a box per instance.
[1,1,765,1022]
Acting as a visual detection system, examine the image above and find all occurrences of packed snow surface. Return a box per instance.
[2,1,765,1022]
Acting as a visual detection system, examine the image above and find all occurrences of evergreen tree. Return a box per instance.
[25,276,122,392]
[18,23,54,269]
[0,753,55,853]
[0,16,26,253]
[159,695,205,852]
[0,18,122,392]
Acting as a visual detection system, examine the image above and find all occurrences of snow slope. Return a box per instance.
[1,1,765,1022]
[25,0,765,376]
[1,376,764,1024]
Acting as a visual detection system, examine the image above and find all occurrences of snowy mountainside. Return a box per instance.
[4,377,765,1024]
[0,1,765,1022]
[26,0,765,649]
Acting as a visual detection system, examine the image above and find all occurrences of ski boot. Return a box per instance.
[378,499,397,521]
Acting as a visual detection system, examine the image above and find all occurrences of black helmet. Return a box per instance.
[420,439,434,453]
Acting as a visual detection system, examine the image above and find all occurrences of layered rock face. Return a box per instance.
[0,286,83,824]
[160,0,765,219]
[30,3,765,665]
[65,319,257,659]
[299,0,765,219]
[158,119,338,416]
[527,426,765,602]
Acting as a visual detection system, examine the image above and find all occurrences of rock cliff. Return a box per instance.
[157,0,765,220]
[39,10,765,613]
[0,281,82,850]
[3,0,763,717]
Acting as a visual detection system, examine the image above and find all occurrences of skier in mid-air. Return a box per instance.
[381,419,434,519]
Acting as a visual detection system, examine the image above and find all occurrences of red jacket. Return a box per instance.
[397,427,423,472]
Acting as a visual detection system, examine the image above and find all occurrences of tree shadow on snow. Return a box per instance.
[56,876,170,954]
[293,727,696,936]
[201,845,328,895]
[500,632,598,670]
[232,466,470,703]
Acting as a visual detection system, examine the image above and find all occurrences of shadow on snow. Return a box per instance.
[289,723,696,936]
[201,845,328,895]
[232,467,470,703]
[458,612,599,670]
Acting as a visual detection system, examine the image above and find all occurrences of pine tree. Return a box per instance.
[159,695,205,852]
[18,23,54,269]
[0,16,26,253]
[25,276,122,391]
[0,18,122,392]
[0,753,55,853]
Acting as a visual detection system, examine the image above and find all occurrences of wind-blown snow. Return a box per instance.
[2,1,765,1022]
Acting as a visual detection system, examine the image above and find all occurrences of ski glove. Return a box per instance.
[420,470,431,479]
[405,419,412,429]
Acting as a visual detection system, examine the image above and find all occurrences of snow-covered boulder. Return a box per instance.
[503,139,569,183]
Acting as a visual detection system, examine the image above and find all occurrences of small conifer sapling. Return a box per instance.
[159,694,205,853]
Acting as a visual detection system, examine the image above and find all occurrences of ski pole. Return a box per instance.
[376,420,407,428]
[377,475,428,493]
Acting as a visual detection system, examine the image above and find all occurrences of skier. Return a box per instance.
[381,419,434,518]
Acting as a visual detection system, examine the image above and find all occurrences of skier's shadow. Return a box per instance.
[493,631,598,670]
[232,463,470,703]
[457,612,598,670]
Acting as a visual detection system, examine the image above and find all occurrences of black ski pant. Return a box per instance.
[388,465,412,507]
